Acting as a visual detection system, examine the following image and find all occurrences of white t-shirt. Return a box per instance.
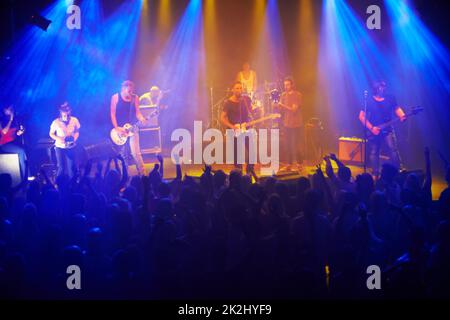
[50,117,81,149]
[238,70,257,94]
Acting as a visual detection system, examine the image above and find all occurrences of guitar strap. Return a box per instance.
[242,96,253,122]
[129,96,133,129]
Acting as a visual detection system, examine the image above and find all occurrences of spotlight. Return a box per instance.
[30,13,52,31]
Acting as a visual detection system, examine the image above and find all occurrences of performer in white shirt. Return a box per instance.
[235,62,258,99]
[49,102,80,177]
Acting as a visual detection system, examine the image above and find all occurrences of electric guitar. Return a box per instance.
[366,106,423,137]
[0,125,25,145]
[233,113,281,137]
[110,110,159,146]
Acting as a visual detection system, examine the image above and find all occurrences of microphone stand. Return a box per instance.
[363,90,368,173]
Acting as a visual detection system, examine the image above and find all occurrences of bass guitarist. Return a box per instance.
[110,80,146,176]
[359,80,406,176]
[0,104,27,180]
[274,77,303,172]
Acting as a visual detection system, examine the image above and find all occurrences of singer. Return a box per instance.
[358,80,406,176]
[220,81,255,175]
[110,80,146,175]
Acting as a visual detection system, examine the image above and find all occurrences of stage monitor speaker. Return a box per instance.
[0,154,21,186]
[338,137,366,165]
[139,127,162,154]
[83,140,117,161]
[139,105,159,128]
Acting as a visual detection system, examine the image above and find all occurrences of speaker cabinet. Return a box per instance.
[0,154,21,186]
[338,137,366,165]
[139,127,161,154]
[139,105,159,128]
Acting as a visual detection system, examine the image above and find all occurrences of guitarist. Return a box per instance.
[49,102,80,178]
[0,105,27,180]
[359,80,406,176]
[274,77,303,172]
[110,80,146,175]
[221,81,254,175]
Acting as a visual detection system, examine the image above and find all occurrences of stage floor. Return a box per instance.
[127,156,447,201]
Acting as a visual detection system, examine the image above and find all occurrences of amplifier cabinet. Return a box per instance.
[338,137,366,165]
[139,127,162,154]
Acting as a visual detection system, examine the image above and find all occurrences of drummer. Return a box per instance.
[251,91,265,121]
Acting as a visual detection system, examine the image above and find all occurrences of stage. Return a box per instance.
[126,156,447,201]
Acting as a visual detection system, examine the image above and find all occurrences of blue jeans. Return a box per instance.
[55,146,78,177]
[114,130,144,175]
[367,131,402,175]
[284,126,303,164]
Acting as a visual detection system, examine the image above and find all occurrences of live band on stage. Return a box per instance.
[0,62,422,183]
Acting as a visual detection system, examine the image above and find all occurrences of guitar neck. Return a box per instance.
[374,108,422,131]
[378,118,401,130]
[245,115,275,127]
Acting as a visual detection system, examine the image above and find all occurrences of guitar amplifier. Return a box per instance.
[338,137,366,165]
[139,105,159,128]
[139,127,162,154]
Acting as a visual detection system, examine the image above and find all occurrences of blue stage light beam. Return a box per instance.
[0,0,143,142]
[318,0,392,136]
[253,0,291,83]
[385,0,450,161]
[146,0,207,130]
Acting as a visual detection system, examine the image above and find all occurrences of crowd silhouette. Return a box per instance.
[0,150,449,300]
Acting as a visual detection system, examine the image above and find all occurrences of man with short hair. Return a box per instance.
[359,80,406,176]
[221,81,255,175]
[275,77,303,172]
[110,80,146,175]
[49,102,80,177]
